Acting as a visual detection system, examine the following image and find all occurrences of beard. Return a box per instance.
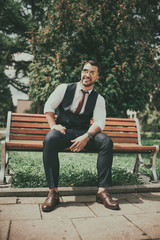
[81,77,94,87]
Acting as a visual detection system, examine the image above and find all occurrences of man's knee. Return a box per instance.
[44,129,63,147]
[94,132,113,150]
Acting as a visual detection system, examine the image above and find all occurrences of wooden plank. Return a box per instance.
[10,128,49,135]
[12,113,45,118]
[6,141,44,150]
[113,144,156,152]
[106,132,138,138]
[6,141,156,153]
[11,116,48,123]
[104,126,137,132]
[11,113,135,122]
[112,138,138,143]
[10,135,45,141]
[106,118,135,122]
[11,122,50,129]
[10,134,138,141]
[10,128,137,138]
[11,120,136,129]
[105,121,136,127]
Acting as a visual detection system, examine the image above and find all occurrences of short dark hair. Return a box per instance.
[83,60,101,74]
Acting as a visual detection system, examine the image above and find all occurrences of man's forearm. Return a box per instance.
[45,112,66,134]
[83,124,101,141]
[45,112,56,129]
[87,124,101,135]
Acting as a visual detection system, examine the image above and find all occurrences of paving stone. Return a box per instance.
[113,193,143,200]
[0,204,41,220]
[0,197,17,204]
[41,202,95,219]
[10,219,80,240]
[140,191,160,199]
[72,216,149,240]
[0,220,10,240]
[128,197,160,213]
[61,195,96,203]
[18,196,65,204]
[16,197,48,204]
[126,213,160,239]
[87,199,144,217]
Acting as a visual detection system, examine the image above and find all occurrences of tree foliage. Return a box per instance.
[29,0,160,116]
[0,0,52,115]
[0,0,30,93]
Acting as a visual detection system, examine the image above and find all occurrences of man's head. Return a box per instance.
[83,60,101,74]
[81,60,100,89]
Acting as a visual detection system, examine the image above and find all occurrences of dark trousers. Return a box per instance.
[43,129,113,189]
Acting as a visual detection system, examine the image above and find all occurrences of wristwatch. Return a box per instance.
[88,132,93,140]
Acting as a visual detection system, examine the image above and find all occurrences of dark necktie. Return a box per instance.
[75,89,88,114]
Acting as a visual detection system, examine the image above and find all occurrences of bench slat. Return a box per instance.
[10,135,45,141]
[6,141,43,150]
[10,128,49,135]
[10,128,137,138]
[105,121,136,127]
[113,144,156,152]
[12,116,48,123]
[12,113,45,118]
[106,132,138,138]
[11,122,50,129]
[104,126,137,132]
[5,141,156,153]
[112,138,138,143]
[105,118,136,122]
[9,136,138,143]
[12,113,135,121]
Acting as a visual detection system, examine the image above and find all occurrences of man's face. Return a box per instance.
[81,63,99,88]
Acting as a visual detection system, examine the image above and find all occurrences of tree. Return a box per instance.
[0,0,51,115]
[29,0,160,116]
[0,78,15,125]
[0,0,30,92]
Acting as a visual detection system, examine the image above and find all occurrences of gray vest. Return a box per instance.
[56,83,98,130]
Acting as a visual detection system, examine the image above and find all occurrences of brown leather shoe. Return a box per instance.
[42,190,59,212]
[96,190,120,210]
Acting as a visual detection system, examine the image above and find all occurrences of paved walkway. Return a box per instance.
[0,189,160,240]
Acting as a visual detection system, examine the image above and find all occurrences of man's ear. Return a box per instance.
[96,75,99,81]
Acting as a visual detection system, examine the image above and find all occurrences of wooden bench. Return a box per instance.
[0,111,159,184]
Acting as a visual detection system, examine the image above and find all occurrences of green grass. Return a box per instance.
[0,137,160,188]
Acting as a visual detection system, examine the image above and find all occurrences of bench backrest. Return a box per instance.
[6,112,141,145]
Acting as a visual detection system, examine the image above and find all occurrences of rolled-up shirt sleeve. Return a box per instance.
[44,84,67,114]
[92,95,106,131]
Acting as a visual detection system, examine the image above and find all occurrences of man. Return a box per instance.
[42,60,120,212]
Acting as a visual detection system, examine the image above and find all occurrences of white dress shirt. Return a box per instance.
[44,82,106,130]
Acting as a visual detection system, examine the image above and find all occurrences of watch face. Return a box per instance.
[88,132,93,139]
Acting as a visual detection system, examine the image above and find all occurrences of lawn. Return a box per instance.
[0,137,160,188]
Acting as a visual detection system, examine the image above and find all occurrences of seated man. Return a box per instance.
[42,59,120,212]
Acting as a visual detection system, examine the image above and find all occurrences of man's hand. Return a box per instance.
[51,124,66,134]
[70,134,89,152]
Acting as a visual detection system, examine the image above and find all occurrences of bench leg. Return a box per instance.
[5,152,9,175]
[150,145,159,182]
[133,154,142,175]
[0,141,6,184]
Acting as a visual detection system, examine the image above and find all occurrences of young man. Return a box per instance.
[42,60,120,212]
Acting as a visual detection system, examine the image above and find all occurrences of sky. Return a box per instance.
[5,53,33,106]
